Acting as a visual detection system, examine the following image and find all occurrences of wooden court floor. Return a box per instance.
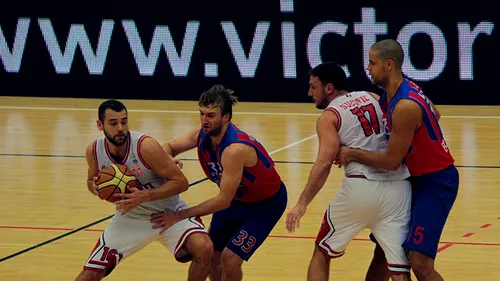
[0,96,499,280]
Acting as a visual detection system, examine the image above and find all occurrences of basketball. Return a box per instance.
[95,164,141,203]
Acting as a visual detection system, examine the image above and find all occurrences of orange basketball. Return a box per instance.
[95,164,141,203]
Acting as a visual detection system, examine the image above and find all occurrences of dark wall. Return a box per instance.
[0,1,498,105]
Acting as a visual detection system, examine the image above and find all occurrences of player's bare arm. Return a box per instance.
[429,99,441,121]
[342,99,421,170]
[286,111,340,233]
[85,141,99,196]
[163,125,201,157]
[150,143,249,233]
[179,143,248,218]
[114,137,189,214]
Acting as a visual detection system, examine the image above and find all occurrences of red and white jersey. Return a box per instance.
[325,91,410,181]
[93,130,188,219]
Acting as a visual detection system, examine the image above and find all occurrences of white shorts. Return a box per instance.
[83,214,208,276]
[315,177,412,274]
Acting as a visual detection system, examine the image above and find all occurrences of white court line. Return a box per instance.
[0,105,318,116]
[0,105,499,119]
[268,134,317,155]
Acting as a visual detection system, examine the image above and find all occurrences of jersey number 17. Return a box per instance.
[350,104,380,137]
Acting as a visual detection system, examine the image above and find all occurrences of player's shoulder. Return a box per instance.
[86,137,100,153]
[222,142,252,160]
[394,98,420,110]
[132,132,161,152]
[392,99,422,123]
[129,130,148,139]
[85,140,95,155]
[318,109,340,131]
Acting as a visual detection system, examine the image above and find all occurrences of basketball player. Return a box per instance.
[285,62,412,281]
[151,84,288,281]
[75,100,213,281]
[336,39,459,281]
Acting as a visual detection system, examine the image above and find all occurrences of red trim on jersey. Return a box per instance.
[83,266,105,273]
[315,209,345,259]
[92,140,99,170]
[104,131,131,165]
[316,245,345,259]
[324,108,342,131]
[388,263,411,274]
[173,217,207,263]
[136,135,152,169]
[388,263,411,269]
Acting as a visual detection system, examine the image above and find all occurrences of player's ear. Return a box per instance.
[326,83,335,95]
[96,120,103,131]
[387,58,394,71]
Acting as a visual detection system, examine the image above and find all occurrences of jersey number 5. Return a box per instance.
[350,104,380,137]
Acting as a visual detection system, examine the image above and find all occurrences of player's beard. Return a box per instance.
[314,89,329,110]
[372,73,388,89]
[105,130,128,146]
[205,123,223,136]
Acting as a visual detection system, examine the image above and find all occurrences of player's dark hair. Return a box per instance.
[199,84,238,121]
[370,39,404,70]
[98,99,128,122]
[309,62,347,91]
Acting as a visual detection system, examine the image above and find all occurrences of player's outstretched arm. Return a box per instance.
[345,99,420,170]
[85,141,99,196]
[286,111,340,233]
[163,125,201,157]
[150,143,247,233]
[177,143,247,219]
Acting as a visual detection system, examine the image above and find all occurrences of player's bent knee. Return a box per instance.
[313,244,332,261]
[221,248,244,270]
[408,251,434,277]
[212,250,222,264]
[389,272,411,281]
[187,233,214,264]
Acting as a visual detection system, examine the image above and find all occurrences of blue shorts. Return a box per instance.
[370,165,459,259]
[208,182,287,261]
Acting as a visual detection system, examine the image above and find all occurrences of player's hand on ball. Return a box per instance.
[150,212,182,234]
[114,186,149,215]
[91,176,99,196]
[286,203,307,233]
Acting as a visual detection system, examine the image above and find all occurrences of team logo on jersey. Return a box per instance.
[208,162,223,184]
[131,163,143,176]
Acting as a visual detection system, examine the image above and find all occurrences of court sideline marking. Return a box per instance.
[2,224,499,248]
[0,133,318,263]
[0,105,499,119]
[0,153,499,169]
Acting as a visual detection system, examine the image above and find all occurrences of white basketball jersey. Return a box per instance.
[93,130,187,219]
[326,91,410,180]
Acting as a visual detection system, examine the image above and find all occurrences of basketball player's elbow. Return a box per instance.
[162,142,175,157]
[383,156,403,171]
[176,176,189,192]
[168,174,189,193]
[386,162,401,171]
[217,193,232,210]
